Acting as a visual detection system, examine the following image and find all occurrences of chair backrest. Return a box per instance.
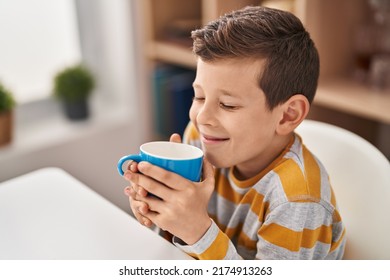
[296,120,390,259]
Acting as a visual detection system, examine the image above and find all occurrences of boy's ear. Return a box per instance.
[276,94,310,136]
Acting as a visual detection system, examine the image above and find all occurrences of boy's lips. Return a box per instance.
[201,133,230,144]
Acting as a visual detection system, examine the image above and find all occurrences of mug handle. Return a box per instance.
[117,154,142,176]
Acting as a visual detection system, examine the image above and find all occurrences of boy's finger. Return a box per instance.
[124,186,131,196]
[129,198,144,220]
[137,161,185,193]
[202,158,215,181]
[142,217,153,227]
[124,185,140,200]
[128,184,148,198]
[127,161,139,172]
[169,133,182,143]
[129,198,153,227]
[137,186,148,197]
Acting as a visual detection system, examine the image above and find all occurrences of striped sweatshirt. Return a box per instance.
[171,123,346,260]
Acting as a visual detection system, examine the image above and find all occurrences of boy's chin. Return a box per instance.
[204,154,230,169]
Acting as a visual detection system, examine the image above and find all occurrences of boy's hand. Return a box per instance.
[124,161,153,227]
[123,133,183,227]
[129,156,215,245]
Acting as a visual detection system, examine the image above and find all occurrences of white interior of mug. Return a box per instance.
[140,142,203,160]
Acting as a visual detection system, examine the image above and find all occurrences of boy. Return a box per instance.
[124,6,346,260]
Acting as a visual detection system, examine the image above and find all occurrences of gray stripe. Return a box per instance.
[173,219,219,255]
[263,201,334,230]
[257,235,334,260]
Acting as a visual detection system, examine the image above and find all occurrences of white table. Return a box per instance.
[0,167,191,260]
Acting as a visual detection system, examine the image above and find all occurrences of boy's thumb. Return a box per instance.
[169,133,182,143]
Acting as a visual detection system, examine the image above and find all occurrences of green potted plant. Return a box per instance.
[0,81,15,147]
[53,64,95,120]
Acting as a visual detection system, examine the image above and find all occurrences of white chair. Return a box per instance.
[296,120,390,260]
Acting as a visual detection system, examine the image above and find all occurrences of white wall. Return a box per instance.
[0,0,150,213]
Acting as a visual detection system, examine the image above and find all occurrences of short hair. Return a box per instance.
[191,6,320,109]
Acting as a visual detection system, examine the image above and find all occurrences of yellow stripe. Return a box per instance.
[187,252,199,259]
[208,213,227,232]
[241,190,269,220]
[275,160,307,200]
[215,170,245,203]
[224,223,242,241]
[215,170,270,217]
[259,223,333,252]
[301,225,333,248]
[198,230,230,260]
[213,186,270,231]
[330,185,337,208]
[332,209,342,223]
[302,146,322,199]
[237,229,257,250]
[223,223,257,252]
[330,228,346,252]
[276,149,322,202]
[183,121,199,141]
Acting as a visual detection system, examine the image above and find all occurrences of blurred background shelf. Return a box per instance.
[316,79,390,124]
[147,41,196,68]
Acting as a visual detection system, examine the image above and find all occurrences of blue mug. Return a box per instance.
[117,141,204,182]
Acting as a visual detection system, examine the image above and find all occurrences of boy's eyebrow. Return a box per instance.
[192,83,239,97]
[219,89,237,97]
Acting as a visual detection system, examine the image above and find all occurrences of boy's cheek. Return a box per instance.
[189,105,198,122]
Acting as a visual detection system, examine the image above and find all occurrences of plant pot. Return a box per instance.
[63,99,89,120]
[0,110,13,147]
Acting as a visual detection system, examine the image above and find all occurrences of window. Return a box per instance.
[0,0,81,104]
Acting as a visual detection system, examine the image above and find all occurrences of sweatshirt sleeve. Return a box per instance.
[172,219,242,260]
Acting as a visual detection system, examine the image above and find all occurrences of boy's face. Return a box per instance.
[190,58,285,178]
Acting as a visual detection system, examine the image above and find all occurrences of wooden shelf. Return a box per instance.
[315,79,390,124]
[147,41,196,68]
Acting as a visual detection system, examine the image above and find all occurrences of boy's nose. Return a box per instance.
[196,103,217,126]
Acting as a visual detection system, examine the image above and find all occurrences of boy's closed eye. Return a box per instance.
[192,96,205,102]
[219,102,240,111]
[193,96,240,111]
